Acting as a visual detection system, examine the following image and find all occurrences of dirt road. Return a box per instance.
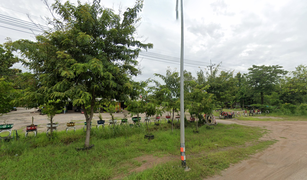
[207,120,307,180]
[2,109,307,179]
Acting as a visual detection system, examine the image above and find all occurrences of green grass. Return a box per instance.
[236,114,307,121]
[0,123,274,180]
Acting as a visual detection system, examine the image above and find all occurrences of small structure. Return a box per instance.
[96,120,105,129]
[175,115,180,122]
[190,117,195,122]
[83,121,92,131]
[66,122,76,132]
[121,119,128,125]
[25,124,37,137]
[0,123,13,136]
[145,117,150,124]
[154,116,160,125]
[166,115,171,123]
[132,117,141,124]
[25,117,37,137]
[0,123,18,141]
[109,120,118,126]
[46,123,58,134]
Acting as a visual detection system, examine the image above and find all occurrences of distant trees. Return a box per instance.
[247,65,287,105]
[280,65,307,104]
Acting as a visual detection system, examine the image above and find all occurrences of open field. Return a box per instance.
[3,108,307,179]
[0,109,274,180]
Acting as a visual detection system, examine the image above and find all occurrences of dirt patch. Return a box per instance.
[206,121,307,180]
[131,154,177,173]
[112,154,177,180]
[255,116,283,119]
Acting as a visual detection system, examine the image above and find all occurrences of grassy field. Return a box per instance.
[236,114,307,121]
[213,108,307,121]
[0,122,275,180]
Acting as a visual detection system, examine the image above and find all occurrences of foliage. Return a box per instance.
[0,78,15,115]
[40,99,63,136]
[0,43,19,77]
[187,81,214,130]
[280,65,307,104]
[12,0,152,147]
[247,65,287,104]
[0,123,273,180]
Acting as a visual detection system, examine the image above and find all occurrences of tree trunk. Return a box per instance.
[261,92,264,104]
[83,98,95,147]
[172,108,174,132]
[85,116,91,147]
[50,116,53,137]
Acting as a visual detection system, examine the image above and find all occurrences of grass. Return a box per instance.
[0,122,274,180]
[236,113,307,121]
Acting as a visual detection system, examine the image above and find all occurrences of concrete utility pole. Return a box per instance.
[207,60,216,76]
[176,0,188,170]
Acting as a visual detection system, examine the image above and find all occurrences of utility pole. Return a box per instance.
[176,0,189,170]
[207,60,216,76]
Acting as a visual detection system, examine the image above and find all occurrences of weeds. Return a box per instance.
[0,122,273,180]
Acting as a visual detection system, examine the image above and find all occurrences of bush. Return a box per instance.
[298,104,307,115]
[281,103,297,114]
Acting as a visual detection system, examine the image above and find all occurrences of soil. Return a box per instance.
[3,109,307,179]
[131,155,177,173]
[206,119,307,180]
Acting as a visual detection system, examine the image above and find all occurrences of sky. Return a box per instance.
[0,0,306,82]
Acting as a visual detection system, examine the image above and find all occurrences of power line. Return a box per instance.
[0,14,48,31]
[139,55,205,68]
[0,24,35,35]
[142,51,212,66]
[139,51,234,72]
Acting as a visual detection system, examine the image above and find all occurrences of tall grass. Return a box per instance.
[0,123,274,180]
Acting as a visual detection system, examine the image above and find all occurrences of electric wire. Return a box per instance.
[0,14,48,30]
[0,24,34,35]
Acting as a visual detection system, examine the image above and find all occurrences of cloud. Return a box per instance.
[1,0,307,80]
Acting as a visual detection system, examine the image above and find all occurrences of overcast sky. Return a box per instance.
[1,0,306,82]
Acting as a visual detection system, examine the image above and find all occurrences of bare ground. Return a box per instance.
[206,119,307,180]
[3,109,307,179]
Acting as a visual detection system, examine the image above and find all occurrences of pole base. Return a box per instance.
[184,166,191,171]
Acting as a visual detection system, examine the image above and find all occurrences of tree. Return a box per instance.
[153,69,180,130]
[187,81,214,131]
[0,78,14,115]
[280,65,307,104]
[247,65,287,104]
[12,0,152,148]
[0,43,19,77]
[40,99,63,137]
[201,64,237,108]
[0,43,20,114]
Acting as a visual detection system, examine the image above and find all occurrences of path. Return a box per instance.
[207,120,307,180]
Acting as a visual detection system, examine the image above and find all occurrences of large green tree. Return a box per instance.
[247,65,287,104]
[280,65,307,104]
[13,0,152,147]
[0,43,20,115]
